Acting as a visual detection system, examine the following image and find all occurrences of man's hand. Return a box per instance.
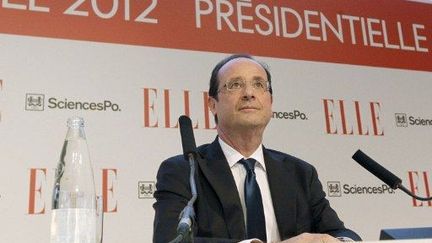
[279,233,341,243]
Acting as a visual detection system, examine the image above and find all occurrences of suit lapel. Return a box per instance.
[264,149,298,239]
[197,138,246,239]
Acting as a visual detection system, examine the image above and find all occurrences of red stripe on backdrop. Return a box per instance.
[0,0,431,71]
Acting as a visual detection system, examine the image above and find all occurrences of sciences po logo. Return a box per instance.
[395,113,432,127]
[25,93,121,112]
[138,181,155,199]
[326,181,395,197]
[272,110,309,120]
[328,173,431,208]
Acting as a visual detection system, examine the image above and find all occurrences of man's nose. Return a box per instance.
[242,84,255,99]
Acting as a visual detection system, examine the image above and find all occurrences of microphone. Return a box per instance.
[179,115,197,160]
[352,150,402,189]
[352,149,432,201]
[170,115,198,243]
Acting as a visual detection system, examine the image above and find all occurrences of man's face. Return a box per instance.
[208,57,273,132]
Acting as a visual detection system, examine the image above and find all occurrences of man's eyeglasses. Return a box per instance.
[218,79,270,93]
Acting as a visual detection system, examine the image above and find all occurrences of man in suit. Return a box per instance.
[153,54,361,243]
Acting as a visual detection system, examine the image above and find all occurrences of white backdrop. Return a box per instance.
[0,1,431,242]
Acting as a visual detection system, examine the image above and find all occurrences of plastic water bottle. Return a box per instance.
[50,117,99,243]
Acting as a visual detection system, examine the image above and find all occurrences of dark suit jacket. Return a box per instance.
[153,138,361,242]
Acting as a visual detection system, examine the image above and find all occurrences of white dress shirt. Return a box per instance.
[218,137,281,243]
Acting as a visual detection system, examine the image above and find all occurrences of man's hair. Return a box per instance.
[208,54,273,101]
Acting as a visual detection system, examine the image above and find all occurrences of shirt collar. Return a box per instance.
[218,137,266,171]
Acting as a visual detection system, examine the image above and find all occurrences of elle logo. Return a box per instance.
[27,168,118,215]
[142,88,216,129]
[323,99,384,136]
[408,171,431,207]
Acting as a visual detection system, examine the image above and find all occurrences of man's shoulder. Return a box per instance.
[264,147,316,171]
[158,154,188,175]
[162,142,213,164]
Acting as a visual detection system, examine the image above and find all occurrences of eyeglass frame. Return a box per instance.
[217,78,271,94]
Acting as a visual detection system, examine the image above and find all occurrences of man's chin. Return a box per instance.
[236,118,268,128]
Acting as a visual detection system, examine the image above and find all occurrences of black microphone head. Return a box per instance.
[179,115,197,160]
[352,149,402,189]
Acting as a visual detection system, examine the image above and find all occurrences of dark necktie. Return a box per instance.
[239,158,267,241]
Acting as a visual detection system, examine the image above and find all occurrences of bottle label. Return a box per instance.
[50,208,97,243]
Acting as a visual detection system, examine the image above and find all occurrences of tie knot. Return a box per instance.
[240,158,256,173]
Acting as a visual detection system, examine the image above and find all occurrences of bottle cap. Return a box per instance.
[67,117,85,128]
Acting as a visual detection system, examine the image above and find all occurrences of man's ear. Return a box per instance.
[208,96,217,116]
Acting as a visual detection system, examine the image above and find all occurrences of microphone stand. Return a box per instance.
[398,185,432,201]
[169,153,198,243]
